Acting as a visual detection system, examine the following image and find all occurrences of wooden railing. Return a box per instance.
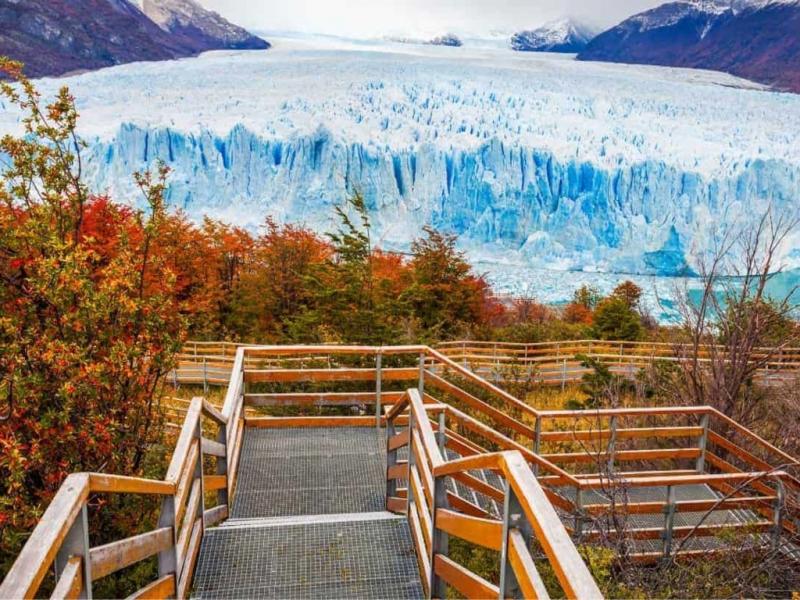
[0,397,229,600]
[386,388,603,600]
[230,344,799,564]
[436,340,800,386]
[5,342,799,598]
[172,338,800,390]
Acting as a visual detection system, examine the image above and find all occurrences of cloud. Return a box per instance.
[199,0,664,37]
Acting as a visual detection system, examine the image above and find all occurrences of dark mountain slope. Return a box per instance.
[138,0,269,52]
[579,1,800,93]
[0,0,268,79]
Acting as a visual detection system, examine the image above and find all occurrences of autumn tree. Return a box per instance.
[0,60,185,577]
[405,227,496,340]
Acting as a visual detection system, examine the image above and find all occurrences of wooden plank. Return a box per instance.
[88,474,174,496]
[176,519,202,600]
[166,398,203,483]
[584,520,774,542]
[410,467,432,554]
[90,527,173,581]
[203,475,227,492]
[200,438,226,458]
[387,496,406,513]
[446,408,577,485]
[388,429,410,452]
[449,471,505,502]
[0,473,90,600]
[540,426,703,443]
[50,556,82,600]
[433,453,503,478]
[245,416,376,428]
[542,447,701,465]
[177,480,201,573]
[508,529,550,600]
[707,431,774,471]
[435,509,503,551]
[433,554,499,600]
[387,462,409,481]
[445,492,491,519]
[538,406,711,419]
[408,502,431,598]
[203,504,228,528]
[445,430,486,457]
[501,452,603,600]
[244,367,417,383]
[243,344,426,358]
[424,371,536,440]
[410,431,434,510]
[125,575,176,600]
[408,389,445,470]
[202,400,227,425]
[245,391,405,407]
[425,347,538,419]
[174,441,199,527]
[584,495,777,515]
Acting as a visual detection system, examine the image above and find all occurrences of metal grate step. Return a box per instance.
[231,427,386,519]
[192,515,424,599]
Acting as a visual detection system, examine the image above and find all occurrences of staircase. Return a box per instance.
[2,343,798,600]
[192,427,423,599]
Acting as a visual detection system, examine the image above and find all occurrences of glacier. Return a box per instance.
[2,34,800,306]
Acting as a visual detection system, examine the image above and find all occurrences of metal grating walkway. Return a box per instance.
[192,426,424,599]
[232,427,387,519]
[193,513,423,599]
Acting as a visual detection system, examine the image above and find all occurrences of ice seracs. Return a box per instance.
[1,35,798,283]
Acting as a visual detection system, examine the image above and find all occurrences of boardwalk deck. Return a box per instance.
[191,427,424,599]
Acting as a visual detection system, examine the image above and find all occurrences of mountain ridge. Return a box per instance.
[579,0,800,93]
[511,18,597,53]
[0,0,268,79]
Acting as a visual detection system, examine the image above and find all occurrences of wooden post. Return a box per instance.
[696,414,710,473]
[561,358,567,392]
[55,504,92,600]
[532,417,542,476]
[375,352,383,428]
[203,357,208,394]
[662,485,676,558]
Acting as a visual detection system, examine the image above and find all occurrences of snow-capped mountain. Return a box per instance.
[579,0,800,92]
[3,37,796,283]
[136,0,269,52]
[511,19,596,53]
[0,0,268,79]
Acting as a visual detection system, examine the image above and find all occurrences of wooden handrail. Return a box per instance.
[387,389,602,600]
[0,396,229,600]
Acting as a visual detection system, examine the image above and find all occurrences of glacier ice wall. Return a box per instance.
[3,35,800,282]
[86,123,800,276]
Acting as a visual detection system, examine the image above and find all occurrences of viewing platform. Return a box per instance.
[2,344,798,600]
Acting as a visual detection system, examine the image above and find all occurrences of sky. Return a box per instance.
[199,0,665,39]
